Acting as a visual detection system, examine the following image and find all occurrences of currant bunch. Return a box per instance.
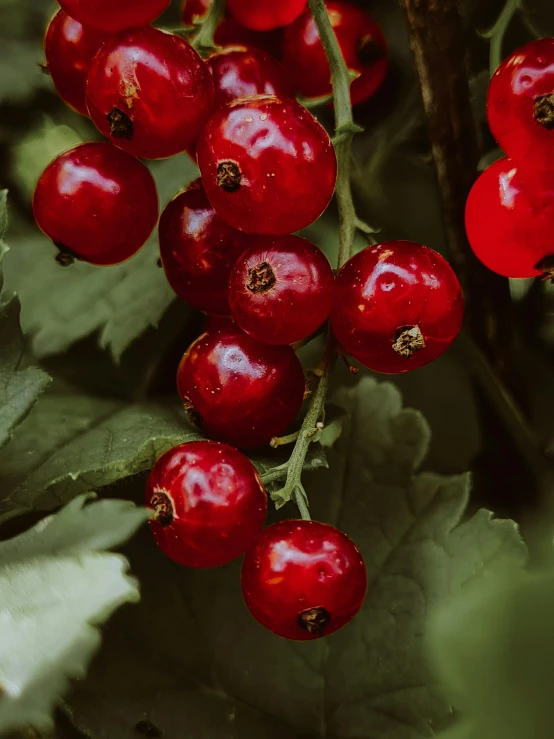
[467,39,554,278]
[35,0,467,644]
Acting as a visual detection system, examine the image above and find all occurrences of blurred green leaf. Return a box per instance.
[0,299,51,453]
[0,494,147,735]
[430,564,554,739]
[0,395,201,518]
[12,120,83,199]
[4,156,198,361]
[0,195,50,451]
[65,378,525,739]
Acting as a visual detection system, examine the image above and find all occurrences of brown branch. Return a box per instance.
[399,0,513,374]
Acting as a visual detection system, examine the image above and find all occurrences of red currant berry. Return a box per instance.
[208,46,293,108]
[146,441,267,568]
[465,157,554,278]
[228,235,334,345]
[177,323,305,448]
[214,18,284,59]
[159,179,253,315]
[283,1,388,105]
[241,520,366,640]
[33,143,158,266]
[58,0,171,32]
[488,38,554,170]
[227,0,307,31]
[197,95,337,235]
[44,10,109,117]
[181,0,210,27]
[86,27,214,160]
[331,241,464,373]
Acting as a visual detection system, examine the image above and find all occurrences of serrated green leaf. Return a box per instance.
[65,377,526,739]
[4,156,198,361]
[0,299,51,451]
[0,395,201,518]
[0,193,51,451]
[430,565,554,739]
[0,494,148,735]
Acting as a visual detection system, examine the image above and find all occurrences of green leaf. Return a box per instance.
[0,395,201,518]
[0,299,51,452]
[65,378,526,739]
[0,193,51,452]
[4,156,198,361]
[0,494,148,735]
[429,565,554,739]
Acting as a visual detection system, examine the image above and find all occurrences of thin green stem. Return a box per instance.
[260,464,289,485]
[480,0,520,77]
[308,0,362,268]
[269,0,363,519]
[294,485,311,521]
[271,349,334,519]
[191,0,225,54]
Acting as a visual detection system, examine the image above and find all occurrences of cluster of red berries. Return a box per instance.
[31,0,465,640]
[466,38,554,279]
[145,440,367,639]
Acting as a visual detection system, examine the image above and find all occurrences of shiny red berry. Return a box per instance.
[44,10,109,116]
[86,27,214,160]
[487,38,554,170]
[146,441,267,568]
[214,18,284,59]
[58,0,171,32]
[228,235,334,345]
[197,94,337,235]
[465,158,554,278]
[177,323,305,448]
[33,142,158,266]
[181,0,210,27]
[227,0,307,31]
[331,241,464,373]
[283,1,388,105]
[241,520,366,640]
[208,46,293,108]
[159,179,253,315]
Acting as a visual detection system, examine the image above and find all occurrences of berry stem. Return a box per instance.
[271,348,332,519]
[191,0,225,54]
[479,0,521,77]
[307,0,366,268]
[271,0,369,518]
